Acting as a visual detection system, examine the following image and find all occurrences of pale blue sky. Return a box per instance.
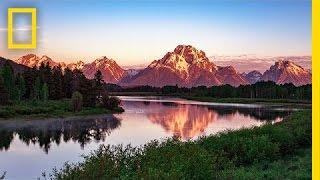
[0,0,311,65]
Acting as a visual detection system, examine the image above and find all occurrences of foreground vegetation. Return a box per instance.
[51,110,311,179]
[0,99,124,119]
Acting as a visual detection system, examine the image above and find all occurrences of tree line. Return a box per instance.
[110,82,311,100]
[0,61,106,107]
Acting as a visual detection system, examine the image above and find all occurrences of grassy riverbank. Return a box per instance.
[110,91,311,107]
[0,100,124,120]
[51,110,311,179]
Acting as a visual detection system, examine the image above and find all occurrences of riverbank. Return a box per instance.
[51,110,311,179]
[182,96,311,107]
[0,99,124,120]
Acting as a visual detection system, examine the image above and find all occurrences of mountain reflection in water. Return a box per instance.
[0,115,121,153]
[0,97,294,153]
[120,99,292,140]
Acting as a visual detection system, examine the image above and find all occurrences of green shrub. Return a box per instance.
[0,108,15,118]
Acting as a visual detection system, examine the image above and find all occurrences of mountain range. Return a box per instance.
[8,45,311,87]
[211,55,311,73]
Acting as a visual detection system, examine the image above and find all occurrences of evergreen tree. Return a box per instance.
[81,79,96,107]
[94,70,104,88]
[71,70,97,107]
[62,68,73,98]
[1,61,15,100]
[22,69,35,99]
[41,62,54,99]
[34,77,41,100]
[93,70,105,97]
[51,66,63,100]
[0,76,9,105]
[16,74,26,101]
[41,83,49,101]
[71,91,83,112]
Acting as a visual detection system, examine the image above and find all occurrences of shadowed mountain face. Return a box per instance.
[0,57,30,74]
[0,115,121,153]
[242,70,263,84]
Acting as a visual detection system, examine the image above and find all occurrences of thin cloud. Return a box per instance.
[0,26,40,32]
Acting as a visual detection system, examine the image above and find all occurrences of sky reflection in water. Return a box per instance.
[0,96,294,179]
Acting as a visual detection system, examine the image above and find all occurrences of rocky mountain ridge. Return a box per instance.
[13,45,311,86]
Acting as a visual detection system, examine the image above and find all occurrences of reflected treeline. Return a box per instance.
[206,106,292,121]
[0,115,121,153]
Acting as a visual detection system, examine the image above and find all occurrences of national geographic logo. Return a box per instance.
[7,8,37,49]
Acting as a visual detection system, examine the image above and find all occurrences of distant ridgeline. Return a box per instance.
[106,82,311,100]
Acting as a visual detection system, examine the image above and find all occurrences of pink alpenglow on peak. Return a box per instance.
[82,56,126,84]
[16,54,62,68]
[14,45,311,87]
[261,60,311,86]
[121,45,248,87]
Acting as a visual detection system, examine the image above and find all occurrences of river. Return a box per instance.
[0,96,296,179]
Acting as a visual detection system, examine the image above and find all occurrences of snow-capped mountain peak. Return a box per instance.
[82,56,125,83]
[67,61,85,70]
[261,60,311,86]
[16,54,59,68]
[120,45,247,87]
[14,47,311,87]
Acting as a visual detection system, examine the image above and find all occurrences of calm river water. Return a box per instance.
[0,96,295,179]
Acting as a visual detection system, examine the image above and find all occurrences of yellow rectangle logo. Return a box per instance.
[7,8,37,49]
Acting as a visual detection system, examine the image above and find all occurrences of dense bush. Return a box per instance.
[71,91,83,112]
[51,110,311,179]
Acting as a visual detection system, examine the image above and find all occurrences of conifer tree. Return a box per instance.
[34,77,41,100]
[94,70,105,97]
[16,74,26,101]
[0,75,9,105]
[63,68,73,98]
[41,83,49,101]
[51,66,63,100]
[22,69,35,99]
[1,61,15,100]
